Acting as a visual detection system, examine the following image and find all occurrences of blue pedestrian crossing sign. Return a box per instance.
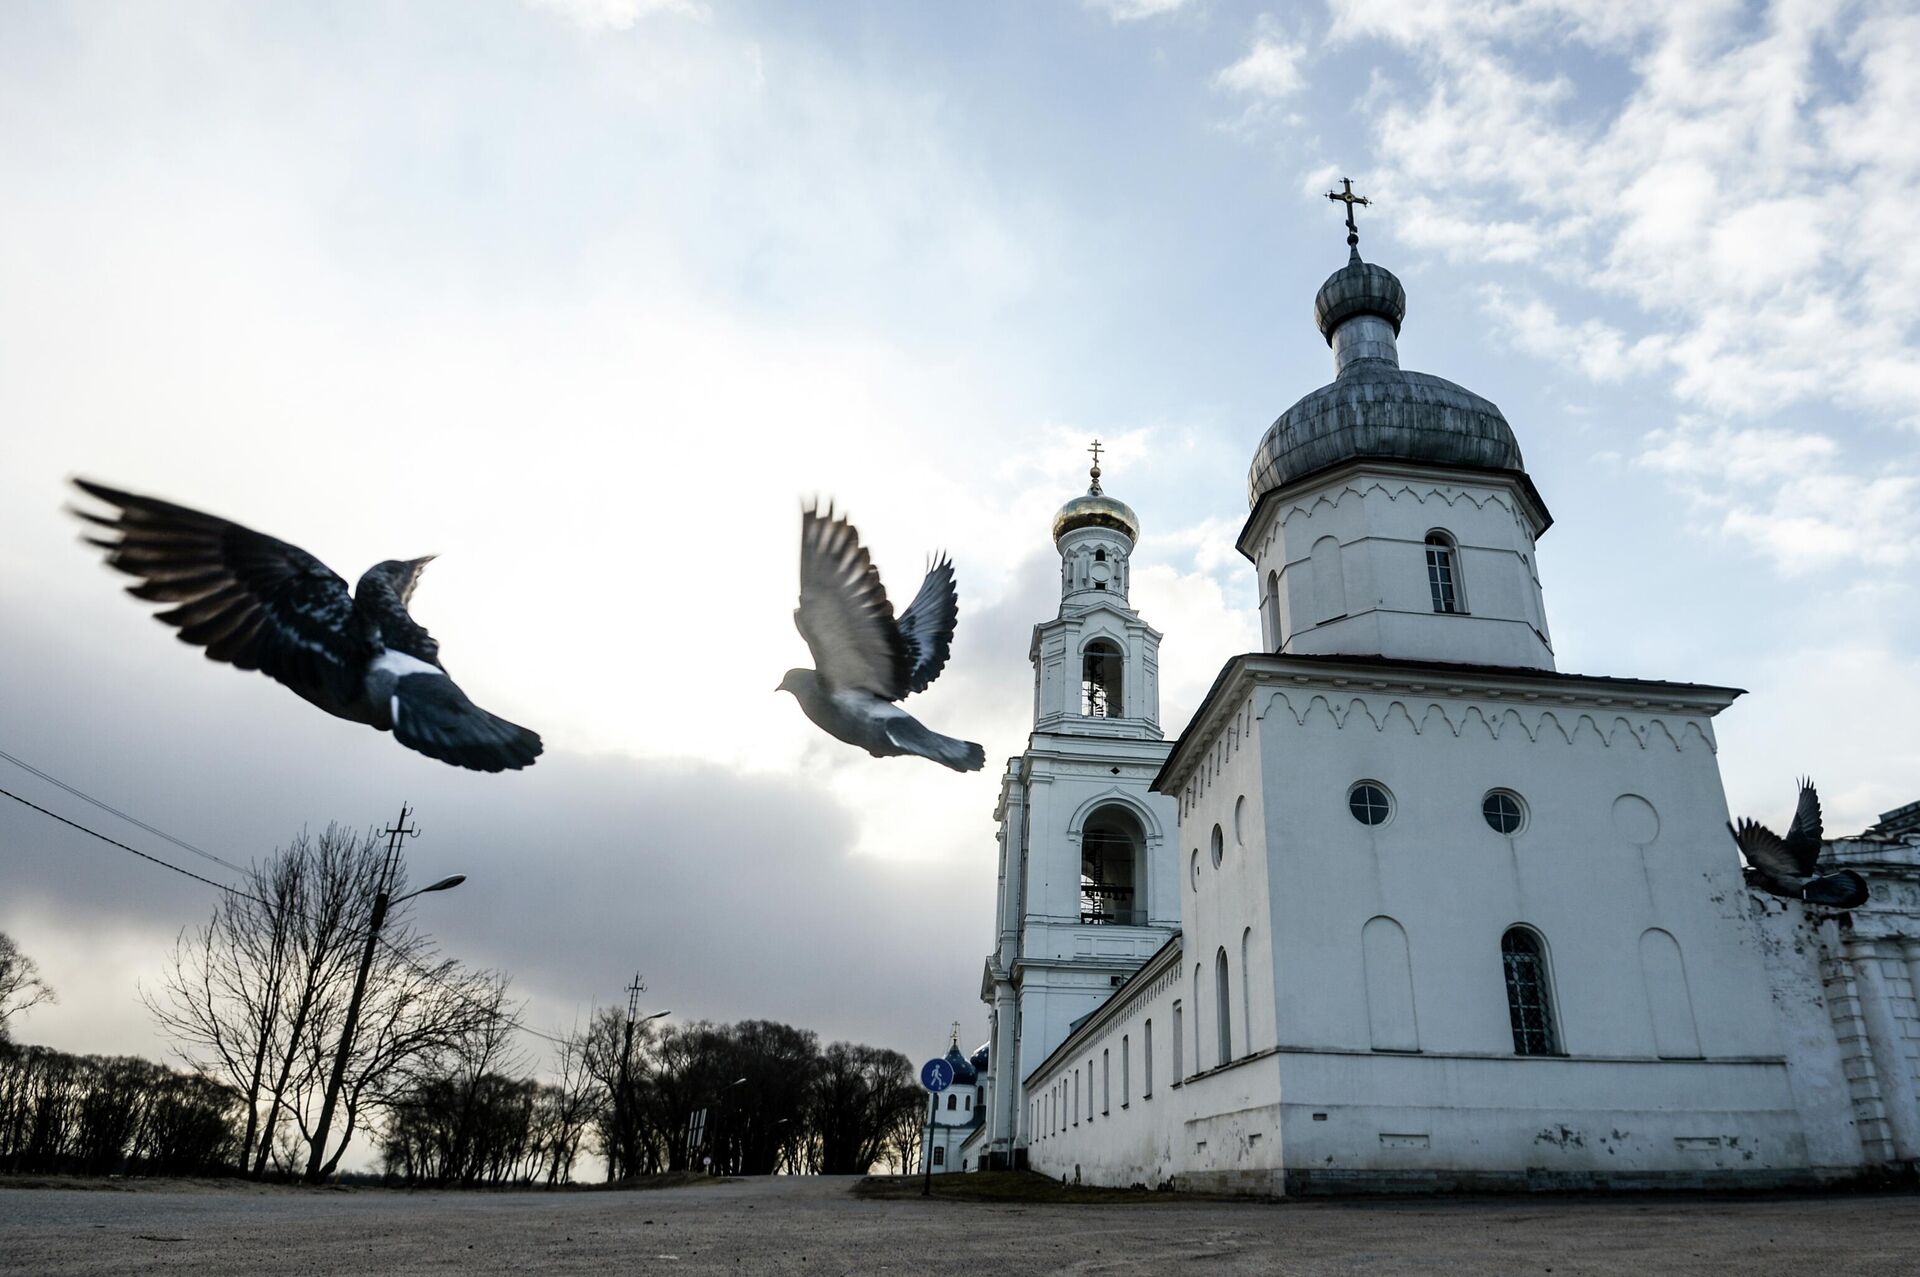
[920,1057,953,1093]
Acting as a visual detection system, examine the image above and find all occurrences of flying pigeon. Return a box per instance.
[71,479,542,773]
[778,503,985,773]
[1730,778,1868,909]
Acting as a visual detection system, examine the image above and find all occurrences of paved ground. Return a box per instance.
[4,1174,1918,1275]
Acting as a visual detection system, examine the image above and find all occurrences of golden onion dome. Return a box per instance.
[1052,459,1140,545]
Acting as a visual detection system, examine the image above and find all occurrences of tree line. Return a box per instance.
[1,819,931,1185]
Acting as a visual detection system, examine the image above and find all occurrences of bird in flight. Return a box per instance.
[779,503,984,772]
[1730,778,1867,909]
[71,479,542,773]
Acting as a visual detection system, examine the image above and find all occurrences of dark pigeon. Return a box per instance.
[778,503,985,773]
[71,479,542,773]
[1731,778,1868,909]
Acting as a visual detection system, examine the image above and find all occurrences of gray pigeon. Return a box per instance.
[778,503,984,773]
[1731,778,1868,909]
[72,479,542,773]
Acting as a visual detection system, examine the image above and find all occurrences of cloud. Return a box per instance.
[525,0,705,30]
[1636,420,1919,575]
[1329,1,1920,423]
[1480,286,1670,382]
[1083,0,1195,23]
[1213,18,1308,99]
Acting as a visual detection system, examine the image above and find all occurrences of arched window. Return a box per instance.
[1171,1002,1183,1079]
[946,1093,956,1110]
[1501,927,1560,1056]
[1425,532,1463,614]
[1215,947,1233,1064]
[1263,569,1281,649]
[1241,927,1254,1054]
[1081,640,1124,717]
[1080,806,1144,925]
[1143,1019,1154,1095]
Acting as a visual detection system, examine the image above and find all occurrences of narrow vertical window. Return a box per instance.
[1502,927,1560,1056]
[1143,1019,1154,1096]
[1172,1001,1184,1079]
[1081,640,1124,717]
[1122,1034,1131,1104]
[1241,927,1254,1054]
[1102,1049,1110,1114]
[1425,532,1462,614]
[1215,947,1233,1064]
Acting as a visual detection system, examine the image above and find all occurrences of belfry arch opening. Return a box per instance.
[1080,806,1146,926]
[1081,640,1124,718]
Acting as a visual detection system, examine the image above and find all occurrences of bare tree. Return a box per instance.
[0,932,55,1044]
[148,822,486,1180]
[810,1042,922,1174]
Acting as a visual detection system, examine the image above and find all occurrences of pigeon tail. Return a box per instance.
[389,673,543,773]
[883,714,985,773]
[1803,870,1869,910]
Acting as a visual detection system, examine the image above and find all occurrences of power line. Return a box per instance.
[0,777,576,1049]
[1,782,254,898]
[0,746,249,878]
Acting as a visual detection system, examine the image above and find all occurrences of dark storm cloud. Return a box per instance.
[0,581,991,1063]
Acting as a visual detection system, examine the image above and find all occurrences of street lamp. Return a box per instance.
[304,812,463,1184]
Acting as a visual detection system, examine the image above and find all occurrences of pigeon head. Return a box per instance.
[359,556,437,606]
[776,668,815,697]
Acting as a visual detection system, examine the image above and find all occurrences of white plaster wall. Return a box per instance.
[1246,467,1554,670]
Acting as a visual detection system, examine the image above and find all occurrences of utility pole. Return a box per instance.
[615,972,644,1180]
[303,805,417,1184]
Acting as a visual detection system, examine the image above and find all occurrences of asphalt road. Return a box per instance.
[4,1174,1918,1275]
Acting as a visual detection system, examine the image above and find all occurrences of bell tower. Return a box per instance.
[977,447,1180,1170]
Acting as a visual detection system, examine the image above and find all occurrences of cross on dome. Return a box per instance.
[1088,438,1104,495]
[1326,177,1371,255]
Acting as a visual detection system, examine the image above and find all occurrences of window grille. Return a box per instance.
[1425,533,1461,613]
[1502,928,1560,1056]
[1483,790,1525,835]
[1348,781,1392,826]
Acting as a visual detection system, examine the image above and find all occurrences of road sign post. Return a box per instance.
[919,1057,953,1197]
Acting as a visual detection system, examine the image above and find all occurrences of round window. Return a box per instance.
[1348,781,1393,827]
[1482,790,1526,835]
[1210,824,1224,869]
[1190,849,1201,891]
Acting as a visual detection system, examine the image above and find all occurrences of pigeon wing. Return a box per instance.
[795,506,910,701]
[1783,778,1824,872]
[896,554,958,695]
[72,479,368,711]
[1732,818,1804,882]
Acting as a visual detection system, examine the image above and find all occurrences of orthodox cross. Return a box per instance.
[950,1021,961,1048]
[1326,177,1370,250]
[1088,438,1104,494]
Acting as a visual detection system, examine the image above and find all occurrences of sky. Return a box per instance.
[2,0,1916,1107]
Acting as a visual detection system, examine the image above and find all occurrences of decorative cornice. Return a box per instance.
[1155,653,1743,797]
[1237,457,1553,560]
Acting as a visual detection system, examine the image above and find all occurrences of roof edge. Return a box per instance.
[1153,652,1747,794]
[1237,456,1554,559]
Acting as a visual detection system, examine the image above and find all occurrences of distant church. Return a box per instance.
[926,212,1920,1192]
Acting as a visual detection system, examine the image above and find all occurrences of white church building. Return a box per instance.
[927,236,1920,1193]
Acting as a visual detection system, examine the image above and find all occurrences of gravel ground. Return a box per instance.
[4,1174,1918,1275]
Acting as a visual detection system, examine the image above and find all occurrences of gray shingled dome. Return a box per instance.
[1313,256,1406,343]
[1248,255,1526,506]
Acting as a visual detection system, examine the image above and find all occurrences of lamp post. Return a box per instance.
[304,808,462,1184]
[615,1009,670,1179]
[711,1076,746,1175]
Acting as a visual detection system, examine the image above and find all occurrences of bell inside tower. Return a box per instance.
[1080,641,1124,718]
[1079,808,1144,926]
